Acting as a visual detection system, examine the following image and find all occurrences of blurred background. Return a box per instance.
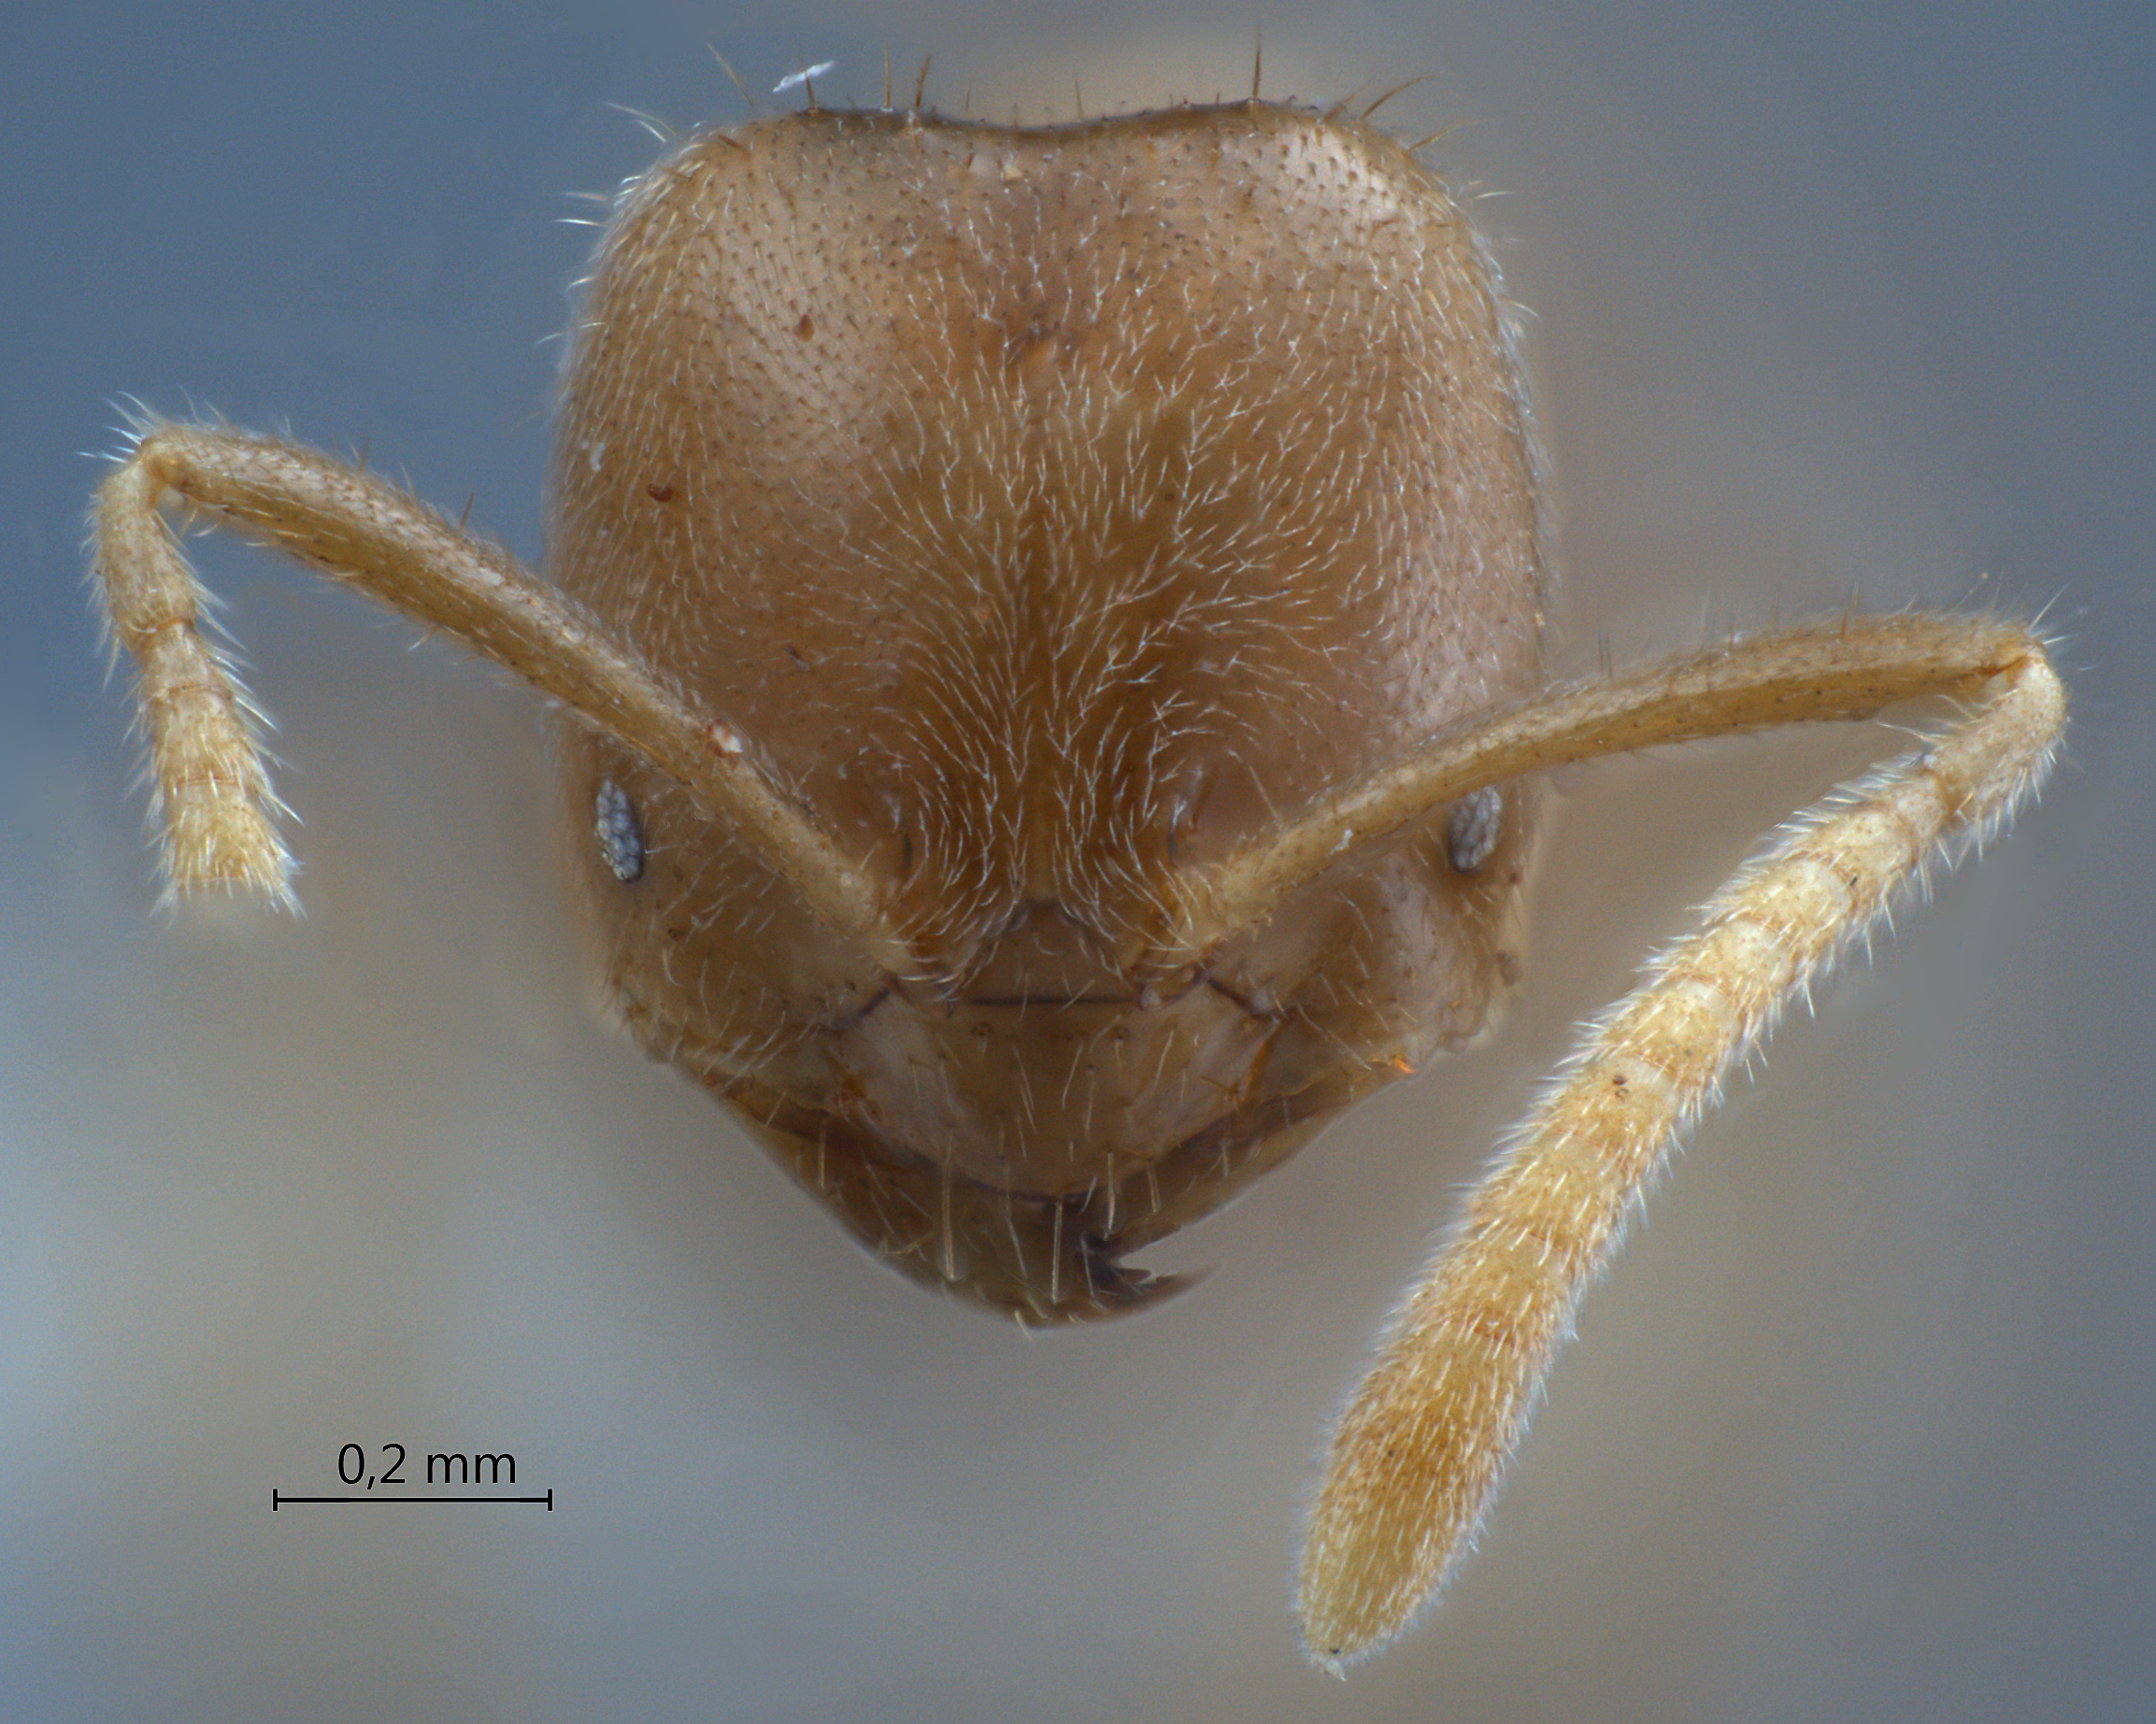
[3,3,2149,1719]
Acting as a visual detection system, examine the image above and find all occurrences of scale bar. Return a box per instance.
[275,1489,552,1509]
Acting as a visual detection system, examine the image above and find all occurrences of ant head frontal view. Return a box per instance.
[89,90,2062,1667]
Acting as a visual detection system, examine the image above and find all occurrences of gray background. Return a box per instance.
[4,2,2150,1719]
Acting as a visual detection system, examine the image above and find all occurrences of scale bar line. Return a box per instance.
[274,1489,552,1509]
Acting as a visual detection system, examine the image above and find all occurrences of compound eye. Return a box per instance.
[594,778,646,882]
[1445,787,1503,876]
